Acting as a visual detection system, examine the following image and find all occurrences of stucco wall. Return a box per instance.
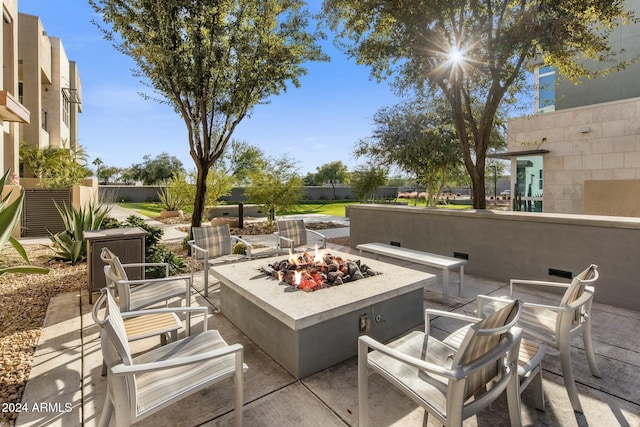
[350,204,640,310]
[508,96,640,214]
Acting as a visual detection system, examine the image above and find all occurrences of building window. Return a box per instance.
[18,81,23,104]
[536,65,556,113]
[62,91,70,126]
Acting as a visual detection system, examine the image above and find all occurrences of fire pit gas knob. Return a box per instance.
[375,314,386,324]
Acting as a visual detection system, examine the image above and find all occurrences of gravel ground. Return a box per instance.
[0,244,85,427]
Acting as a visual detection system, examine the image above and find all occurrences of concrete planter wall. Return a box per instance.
[350,204,640,310]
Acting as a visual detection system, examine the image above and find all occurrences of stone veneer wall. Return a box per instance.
[350,204,640,310]
[508,96,640,214]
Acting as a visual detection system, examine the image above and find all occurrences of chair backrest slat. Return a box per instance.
[453,300,521,399]
[192,225,232,259]
[93,290,134,366]
[560,264,598,306]
[101,247,129,281]
[277,220,307,247]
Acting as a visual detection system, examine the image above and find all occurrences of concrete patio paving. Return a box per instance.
[15,232,640,426]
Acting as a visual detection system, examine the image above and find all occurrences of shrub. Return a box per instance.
[158,186,185,211]
[232,242,247,255]
[101,214,186,278]
[49,202,111,265]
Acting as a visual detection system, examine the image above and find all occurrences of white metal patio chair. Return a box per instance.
[274,219,326,253]
[101,247,192,332]
[358,300,524,427]
[477,264,600,413]
[188,224,253,296]
[92,288,247,427]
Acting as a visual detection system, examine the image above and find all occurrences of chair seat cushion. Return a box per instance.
[128,279,188,311]
[133,330,248,416]
[367,331,455,417]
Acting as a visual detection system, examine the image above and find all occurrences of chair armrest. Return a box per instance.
[122,262,170,278]
[510,278,570,296]
[231,235,253,259]
[188,241,208,257]
[359,335,461,379]
[424,309,479,335]
[116,274,191,287]
[110,343,244,375]
[477,294,576,315]
[477,294,514,317]
[307,229,326,248]
[188,241,209,266]
[274,233,294,250]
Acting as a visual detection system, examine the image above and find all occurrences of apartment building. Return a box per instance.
[504,0,640,216]
[0,0,29,175]
[18,13,82,165]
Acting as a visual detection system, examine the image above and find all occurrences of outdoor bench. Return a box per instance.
[356,242,467,304]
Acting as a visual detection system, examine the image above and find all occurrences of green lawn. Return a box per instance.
[118,201,352,218]
[118,200,471,219]
[117,202,194,218]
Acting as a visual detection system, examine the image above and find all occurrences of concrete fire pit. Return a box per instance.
[211,249,436,378]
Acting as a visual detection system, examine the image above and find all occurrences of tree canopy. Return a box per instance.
[322,0,633,208]
[129,153,184,185]
[245,155,304,225]
[91,0,327,226]
[315,161,349,199]
[355,99,465,206]
[351,165,388,202]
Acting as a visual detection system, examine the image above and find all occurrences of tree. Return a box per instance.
[98,166,121,184]
[315,161,349,199]
[355,99,466,206]
[244,155,304,225]
[92,157,103,181]
[351,165,388,202]
[129,153,184,185]
[322,0,632,208]
[20,142,92,188]
[91,0,327,229]
[303,171,319,186]
[220,140,265,186]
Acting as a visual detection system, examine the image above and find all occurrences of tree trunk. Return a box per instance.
[191,164,209,230]
[470,168,486,209]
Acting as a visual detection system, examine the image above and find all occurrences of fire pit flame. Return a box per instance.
[263,248,380,292]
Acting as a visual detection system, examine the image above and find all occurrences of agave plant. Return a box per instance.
[49,201,111,265]
[0,170,49,276]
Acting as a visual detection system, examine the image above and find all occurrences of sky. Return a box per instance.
[18,1,402,176]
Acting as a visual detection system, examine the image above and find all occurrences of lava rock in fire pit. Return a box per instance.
[262,250,380,292]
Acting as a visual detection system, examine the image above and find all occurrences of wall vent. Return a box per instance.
[549,268,573,279]
[453,252,469,260]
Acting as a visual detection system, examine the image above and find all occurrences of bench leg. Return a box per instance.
[459,265,465,297]
[442,269,450,304]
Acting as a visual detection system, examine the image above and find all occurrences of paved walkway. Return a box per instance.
[13,205,640,426]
